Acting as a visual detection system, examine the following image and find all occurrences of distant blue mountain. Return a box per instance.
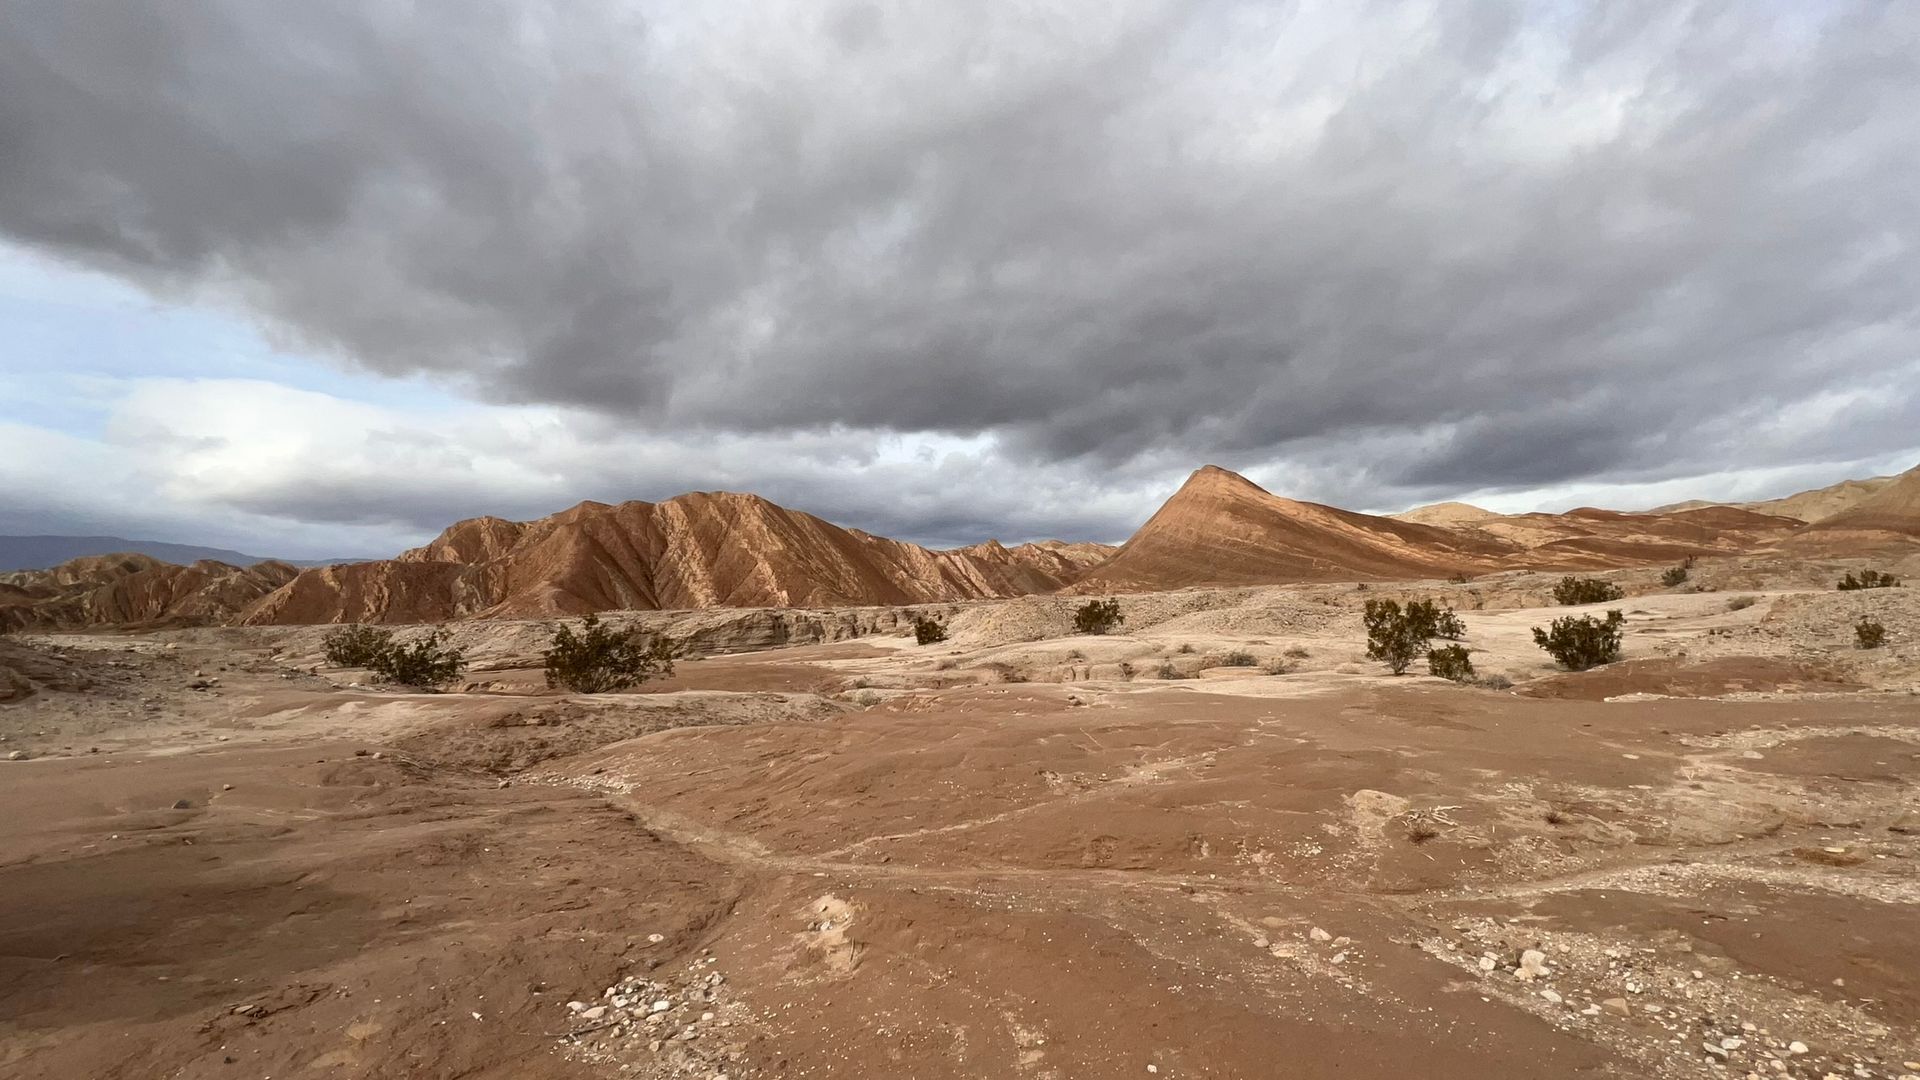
[0,535,348,572]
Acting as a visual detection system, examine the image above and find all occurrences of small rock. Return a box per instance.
[581,1006,607,1020]
[6,750,25,761]
[1540,989,1562,1004]
[1252,936,1269,950]
[1722,1037,1744,1051]
[1789,1042,1809,1055]
[171,799,192,810]
[1477,956,1497,972]
[647,933,665,944]
[1516,949,1548,981]
[651,1000,671,1014]
[1705,1043,1729,1059]
[1602,998,1631,1017]
[1308,927,1332,943]
[566,1001,588,1012]
[1330,952,1347,964]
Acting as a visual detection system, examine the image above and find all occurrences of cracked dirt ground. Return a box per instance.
[2,580,1918,1078]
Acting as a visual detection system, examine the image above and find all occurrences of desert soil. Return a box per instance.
[3,564,1919,1079]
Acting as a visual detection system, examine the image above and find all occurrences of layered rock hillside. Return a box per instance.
[1068,466,1521,592]
[240,491,1116,625]
[1795,465,1920,544]
[0,554,298,631]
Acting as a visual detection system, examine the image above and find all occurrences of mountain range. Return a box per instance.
[3,462,1916,631]
[0,535,338,573]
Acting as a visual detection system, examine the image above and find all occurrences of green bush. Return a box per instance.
[1532,611,1625,670]
[1363,599,1430,675]
[912,615,949,645]
[1660,563,1690,588]
[1552,577,1625,605]
[1217,650,1257,667]
[1404,599,1466,640]
[1427,645,1475,682]
[1838,570,1901,591]
[1073,598,1124,636]
[368,628,467,688]
[322,624,393,667]
[1855,617,1887,649]
[543,613,674,693]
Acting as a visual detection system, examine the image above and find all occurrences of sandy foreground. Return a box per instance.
[3,571,1919,1079]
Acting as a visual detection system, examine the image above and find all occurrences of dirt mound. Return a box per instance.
[1518,657,1864,700]
[392,691,845,774]
[244,491,1112,625]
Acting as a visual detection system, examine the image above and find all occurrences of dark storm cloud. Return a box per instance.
[4,0,1919,515]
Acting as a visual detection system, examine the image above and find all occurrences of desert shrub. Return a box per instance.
[543,613,674,693]
[1363,599,1430,675]
[1176,642,1195,654]
[1531,611,1625,671]
[1726,595,1759,612]
[1660,563,1690,588]
[322,624,393,667]
[1473,673,1515,691]
[1426,645,1475,683]
[1116,661,1135,680]
[1156,661,1188,680]
[1838,570,1901,591]
[368,628,466,688]
[1404,599,1466,640]
[1073,598,1125,636]
[912,615,948,645]
[1447,572,1473,584]
[1217,650,1257,667]
[1855,617,1887,649]
[1284,645,1311,659]
[1258,658,1292,675]
[1552,576,1625,605]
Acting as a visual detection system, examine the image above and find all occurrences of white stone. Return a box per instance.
[1309,927,1332,943]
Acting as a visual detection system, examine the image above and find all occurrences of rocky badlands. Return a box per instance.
[3,465,1919,1079]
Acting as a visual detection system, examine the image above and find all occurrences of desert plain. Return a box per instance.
[4,552,1919,1080]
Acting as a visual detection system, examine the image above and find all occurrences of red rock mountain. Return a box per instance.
[0,554,298,631]
[12,462,1916,629]
[239,491,1117,625]
[1069,466,1518,591]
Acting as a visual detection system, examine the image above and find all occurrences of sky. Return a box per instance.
[2,0,1917,560]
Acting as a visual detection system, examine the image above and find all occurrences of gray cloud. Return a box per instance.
[4,0,1919,538]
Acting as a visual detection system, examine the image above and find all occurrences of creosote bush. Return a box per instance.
[912,615,949,645]
[1426,644,1475,683]
[1532,610,1625,671]
[1156,661,1188,680]
[1073,598,1125,636]
[1855,617,1887,649]
[1726,595,1759,612]
[322,624,393,667]
[1660,560,1692,588]
[368,628,467,688]
[1362,599,1429,675]
[1217,650,1257,667]
[1838,570,1901,591]
[1551,576,1625,605]
[543,613,674,693]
